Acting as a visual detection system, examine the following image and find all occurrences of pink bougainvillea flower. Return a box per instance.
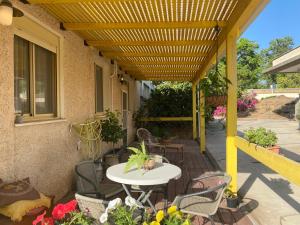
[64,199,77,213]
[52,203,67,220]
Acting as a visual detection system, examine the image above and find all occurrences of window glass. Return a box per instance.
[14,36,30,114]
[35,45,56,114]
[95,65,103,113]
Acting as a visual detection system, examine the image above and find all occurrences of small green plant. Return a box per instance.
[244,127,278,148]
[224,188,237,199]
[125,142,150,172]
[100,109,124,152]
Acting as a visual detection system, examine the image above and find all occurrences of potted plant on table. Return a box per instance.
[125,141,154,172]
[244,127,280,154]
[100,109,125,166]
[224,188,239,208]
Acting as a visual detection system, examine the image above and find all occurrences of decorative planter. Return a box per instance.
[104,148,124,167]
[226,196,239,208]
[143,159,156,170]
[268,145,280,154]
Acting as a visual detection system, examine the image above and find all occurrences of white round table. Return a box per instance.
[107,162,182,186]
[106,162,181,212]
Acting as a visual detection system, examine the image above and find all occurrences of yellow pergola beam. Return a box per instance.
[104,52,206,58]
[192,83,197,140]
[124,67,198,72]
[87,40,214,47]
[200,89,206,153]
[63,21,227,31]
[144,77,193,81]
[28,0,140,3]
[193,0,270,84]
[118,61,203,65]
[235,136,300,186]
[226,31,238,194]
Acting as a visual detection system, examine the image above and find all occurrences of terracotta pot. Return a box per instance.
[143,159,155,170]
[268,145,280,154]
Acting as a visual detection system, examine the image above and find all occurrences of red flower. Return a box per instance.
[64,200,77,213]
[33,211,46,225]
[32,211,54,225]
[52,203,67,220]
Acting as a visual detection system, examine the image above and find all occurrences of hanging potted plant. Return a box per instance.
[244,127,280,154]
[100,109,124,166]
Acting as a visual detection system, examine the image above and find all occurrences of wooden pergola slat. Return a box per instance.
[86,40,214,47]
[103,52,207,57]
[62,21,227,31]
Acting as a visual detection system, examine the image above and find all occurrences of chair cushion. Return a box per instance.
[0,193,51,222]
[0,178,40,207]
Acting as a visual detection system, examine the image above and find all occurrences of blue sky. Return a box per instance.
[242,0,300,50]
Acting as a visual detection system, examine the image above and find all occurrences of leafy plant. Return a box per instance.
[224,188,237,199]
[71,119,102,160]
[100,109,124,151]
[125,142,150,172]
[244,127,278,148]
[100,197,144,225]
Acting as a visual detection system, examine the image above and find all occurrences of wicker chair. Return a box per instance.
[172,172,231,225]
[75,160,123,199]
[75,193,107,224]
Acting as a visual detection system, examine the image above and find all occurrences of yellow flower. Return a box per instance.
[172,211,182,219]
[156,210,164,222]
[167,206,177,215]
[182,219,191,225]
[143,222,149,225]
[150,221,160,225]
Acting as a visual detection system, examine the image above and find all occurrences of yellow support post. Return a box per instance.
[226,32,238,193]
[192,83,197,140]
[200,90,206,153]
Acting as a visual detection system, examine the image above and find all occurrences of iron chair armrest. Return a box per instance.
[176,183,227,208]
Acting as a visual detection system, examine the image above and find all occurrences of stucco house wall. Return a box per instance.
[0,1,139,200]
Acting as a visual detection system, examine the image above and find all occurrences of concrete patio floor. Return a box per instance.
[207,119,300,225]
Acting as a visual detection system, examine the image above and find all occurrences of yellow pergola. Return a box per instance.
[23,0,300,193]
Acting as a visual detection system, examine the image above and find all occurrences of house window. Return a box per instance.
[14,35,57,118]
[95,64,103,113]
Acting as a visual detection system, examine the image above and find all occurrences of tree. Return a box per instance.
[237,38,262,92]
[260,36,294,85]
[276,74,300,88]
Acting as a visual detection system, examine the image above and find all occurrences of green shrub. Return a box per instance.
[244,127,278,148]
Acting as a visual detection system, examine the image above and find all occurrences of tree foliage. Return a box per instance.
[146,82,192,117]
[237,38,262,91]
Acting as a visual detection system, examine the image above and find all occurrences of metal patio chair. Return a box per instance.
[75,160,123,199]
[75,193,108,225]
[136,128,162,153]
[172,172,231,225]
